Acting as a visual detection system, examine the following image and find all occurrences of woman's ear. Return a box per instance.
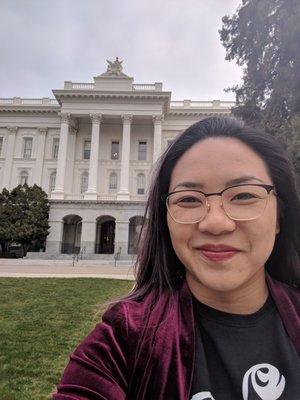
[276,220,280,234]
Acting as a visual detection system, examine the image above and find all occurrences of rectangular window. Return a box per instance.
[23,138,33,159]
[49,172,56,193]
[20,172,29,185]
[111,141,119,160]
[81,173,89,193]
[137,173,145,195]
[0,137,3,156]
[138,141,147,161]
[83,140,91,160]
[52,138,59,159]
[109,173,118,191]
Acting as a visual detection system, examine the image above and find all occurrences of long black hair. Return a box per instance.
[129,116,300,301]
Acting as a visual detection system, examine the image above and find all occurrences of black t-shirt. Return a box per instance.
[190,295,300,400]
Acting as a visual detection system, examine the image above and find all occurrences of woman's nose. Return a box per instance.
[197,197,236,234]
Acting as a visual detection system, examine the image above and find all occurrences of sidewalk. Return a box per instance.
[0,259,135,280]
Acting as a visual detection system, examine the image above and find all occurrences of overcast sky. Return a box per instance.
[0,0,243,101]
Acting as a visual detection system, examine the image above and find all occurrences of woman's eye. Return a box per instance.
[177,196,202,205]
[233,192,256,200]
[181,197,198,202]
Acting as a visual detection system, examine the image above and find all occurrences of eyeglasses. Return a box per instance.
[163,184,276,224]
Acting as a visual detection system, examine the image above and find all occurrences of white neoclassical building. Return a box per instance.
[0,58,234,259]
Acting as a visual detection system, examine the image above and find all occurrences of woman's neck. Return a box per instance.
[187,270,269,315]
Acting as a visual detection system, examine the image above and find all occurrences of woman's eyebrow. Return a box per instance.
[226,176,265,186]
[173,176,265,191]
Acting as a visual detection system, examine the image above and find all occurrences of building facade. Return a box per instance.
[0,59,233,259]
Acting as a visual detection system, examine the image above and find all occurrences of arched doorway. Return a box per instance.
[95,216,115,254]
[128,216,144,254]
[61,214,82,254]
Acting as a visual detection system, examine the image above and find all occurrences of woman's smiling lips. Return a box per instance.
[197,244,240,262]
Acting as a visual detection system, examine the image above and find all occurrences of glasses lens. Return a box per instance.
[222,185,268,220]
[167,191,206,223]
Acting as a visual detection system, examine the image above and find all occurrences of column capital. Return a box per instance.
[90,113,102,124]
[7,126,17,135]
[121,114,133,124]
[152,115,164,125]
[59,113,71,124]
[70,126,78,135]
[37,127,48,135]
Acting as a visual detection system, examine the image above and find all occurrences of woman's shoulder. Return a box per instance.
[101,281,189,334]
[267,274,300,320]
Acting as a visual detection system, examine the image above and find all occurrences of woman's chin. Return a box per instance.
[186,267,252,295]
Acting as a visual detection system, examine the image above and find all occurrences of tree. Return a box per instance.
[0,184,50,255]
[0,188,15,252]
[219,0,300,175]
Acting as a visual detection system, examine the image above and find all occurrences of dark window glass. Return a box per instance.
[83,140,91,159]
[111,141,119,160]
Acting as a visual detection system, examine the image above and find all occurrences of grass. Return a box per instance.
[0,278,133,400]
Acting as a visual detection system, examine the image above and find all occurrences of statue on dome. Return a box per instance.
[106,57,123,76]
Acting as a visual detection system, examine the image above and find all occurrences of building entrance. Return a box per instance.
[61,214,82,254]
[95,216,115,254]
[128,216,144,254]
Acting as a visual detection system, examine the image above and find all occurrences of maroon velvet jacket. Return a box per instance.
[54,276,300,400]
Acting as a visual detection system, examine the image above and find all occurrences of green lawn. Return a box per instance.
[0,278,133,400]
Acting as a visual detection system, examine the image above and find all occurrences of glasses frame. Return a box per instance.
[162,183,276,224]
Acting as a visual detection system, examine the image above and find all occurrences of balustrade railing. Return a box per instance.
[97,195,118,201]
[133,84,155,91]
[0,98,14,104]
[72,83,95,90]
[170,100,235,108]
[0,97,59,106]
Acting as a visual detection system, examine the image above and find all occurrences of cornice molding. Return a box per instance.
[53,90,171,100]
[0,107,59,114]
[50,199,147,206]
[167,111,232,117]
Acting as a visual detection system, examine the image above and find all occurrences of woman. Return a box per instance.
[54,117,300,400]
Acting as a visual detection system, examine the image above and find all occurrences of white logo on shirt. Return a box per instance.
[191,392,215,400]
[191,363,286,400]
[242,363,286,400]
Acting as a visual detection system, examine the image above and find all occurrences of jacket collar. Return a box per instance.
[266,274,300,355]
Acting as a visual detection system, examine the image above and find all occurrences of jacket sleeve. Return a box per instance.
[53,302,131,400]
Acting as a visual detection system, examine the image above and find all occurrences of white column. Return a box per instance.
[2,126,17,190]
[153,115,163,163]
[84,114,102,200]
[51,113,70,200]
[45,220,64,255]
[117,114,132,200]
[114,219,130,257]
[81,220,97,255]
[33,127,47,186]
[64,126,77,196]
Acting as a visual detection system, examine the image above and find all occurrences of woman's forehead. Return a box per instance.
[169,137,272,188]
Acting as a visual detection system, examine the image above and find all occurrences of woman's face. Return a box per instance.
[167,137,279,295]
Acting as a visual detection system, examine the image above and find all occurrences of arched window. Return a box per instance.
[19,171,29,186]
[137,173,145,195]
[49,172,56,193]
[109,172,117,192]
[81,172,89,193]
